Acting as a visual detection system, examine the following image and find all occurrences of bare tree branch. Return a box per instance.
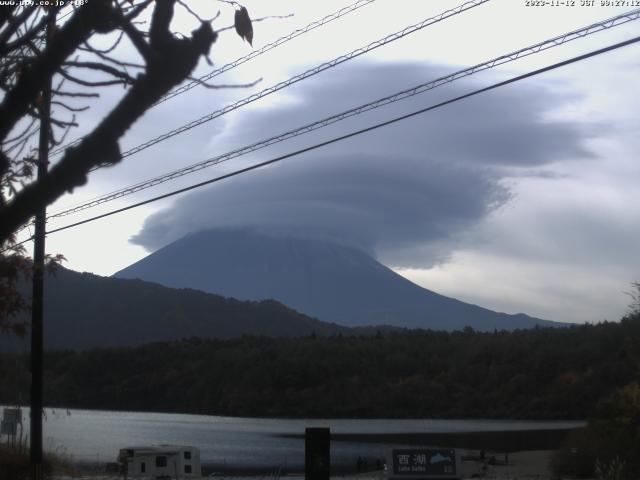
[117,11,154,63]
[52,89,100,98]
[0,0,119,141]
[1,9,55,57]
[58,68,132,88]
[80,31,125,55]
[0,1,218,242]
[63,60,137,83]
[0,5,38,54]
[51,101,90,113]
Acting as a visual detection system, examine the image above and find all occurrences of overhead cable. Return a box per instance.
[47,8,640,219]
[49,0,378,156]
[156,0,379,105]
[50,0,491,160]
[29,34,640,243]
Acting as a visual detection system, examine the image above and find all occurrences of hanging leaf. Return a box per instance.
[234,6,253,46]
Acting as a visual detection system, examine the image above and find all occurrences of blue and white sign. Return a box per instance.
[386,448,460,479]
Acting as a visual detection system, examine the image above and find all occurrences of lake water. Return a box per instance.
[9,407,585,469]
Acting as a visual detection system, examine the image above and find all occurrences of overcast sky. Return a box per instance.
[27,0,640,324]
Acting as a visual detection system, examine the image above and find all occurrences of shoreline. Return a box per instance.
[63,427,575,479]
[66,427,576,473]
[279,427,579,451]
[3,403,588,422]
[62,450,557,479]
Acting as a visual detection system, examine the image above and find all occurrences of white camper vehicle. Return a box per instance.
[118,445,202,479]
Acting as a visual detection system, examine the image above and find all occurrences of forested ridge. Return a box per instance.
[2,267,349,351]
[1,314,639,419]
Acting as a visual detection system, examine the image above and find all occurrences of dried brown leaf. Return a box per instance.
[234,6,253,46]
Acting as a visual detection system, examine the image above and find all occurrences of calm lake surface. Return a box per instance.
[12,407,584,468]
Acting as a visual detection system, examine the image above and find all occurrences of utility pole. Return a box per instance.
[31,14,54,480]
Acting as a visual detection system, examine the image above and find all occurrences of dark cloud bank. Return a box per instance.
[131,62,591,267]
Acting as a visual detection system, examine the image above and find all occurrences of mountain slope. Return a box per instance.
[3,267,348,351]
[115,229,559,330]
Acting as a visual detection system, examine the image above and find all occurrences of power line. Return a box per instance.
[47,8,640,220]
[156,0,378,106]
[50,0,490,161]
[23,34,638,244]
[119,0,490,159]
[49,0,379,157]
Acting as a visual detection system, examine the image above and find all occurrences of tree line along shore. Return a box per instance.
[1,312,638,419]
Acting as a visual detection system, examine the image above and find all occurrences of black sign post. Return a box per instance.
[305,427,330,480]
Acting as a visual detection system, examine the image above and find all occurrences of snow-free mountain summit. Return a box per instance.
[115,229,559,331]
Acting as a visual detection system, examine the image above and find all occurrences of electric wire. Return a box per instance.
[48,0,378,156]
[5,33,632,251]
[46,8,640,220]
[156,0,378,105]
[49,0,490,160]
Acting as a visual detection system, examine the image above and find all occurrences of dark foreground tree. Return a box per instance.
[551,381,640,479]
[0,0,253,331]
